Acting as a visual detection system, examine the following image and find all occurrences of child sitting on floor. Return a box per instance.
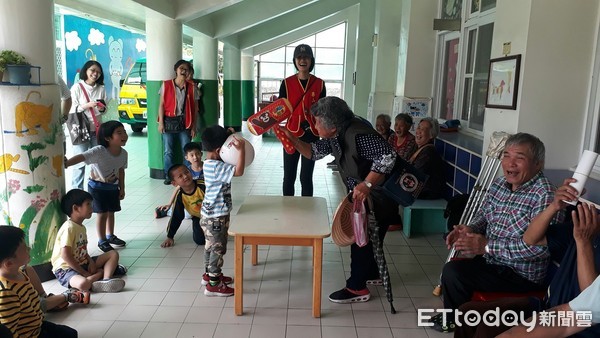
[51,189,126,294]
[160,164,206,247]
[0,226,77,337]
[156,141,204,219]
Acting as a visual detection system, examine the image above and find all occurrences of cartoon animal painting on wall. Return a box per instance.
[0,154,29,175]
[108,36,124,99]
[15,91,54,137]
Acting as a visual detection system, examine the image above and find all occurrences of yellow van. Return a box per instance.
[118,58,147,132]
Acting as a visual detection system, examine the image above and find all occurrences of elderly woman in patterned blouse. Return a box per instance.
[280,96,398,304]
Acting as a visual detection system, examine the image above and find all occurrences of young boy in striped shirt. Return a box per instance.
[200,125,246,297]
[0,226,77,337]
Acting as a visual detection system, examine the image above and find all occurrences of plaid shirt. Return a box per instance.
[469,171,563,284]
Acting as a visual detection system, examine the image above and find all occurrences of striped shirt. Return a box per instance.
[0,270,43,338]
[201,159,235,218]
[469,171,563,284]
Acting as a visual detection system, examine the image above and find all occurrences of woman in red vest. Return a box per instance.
[158,60,198,184]
[278,44,326,196]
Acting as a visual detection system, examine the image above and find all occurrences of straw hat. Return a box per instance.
[331,193,355,247]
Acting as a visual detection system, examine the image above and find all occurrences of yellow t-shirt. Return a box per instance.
[51,219,89,271]
[0,270,43,338]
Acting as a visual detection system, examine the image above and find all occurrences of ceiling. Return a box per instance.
[54,0,359,52]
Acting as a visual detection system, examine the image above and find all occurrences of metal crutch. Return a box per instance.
[432,132,510,296]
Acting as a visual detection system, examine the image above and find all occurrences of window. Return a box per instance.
[452,1,495,134]
[434,32,459,120]
[256,22,347,102]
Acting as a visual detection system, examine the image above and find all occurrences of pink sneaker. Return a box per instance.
[204,282,234,297]
[201,273,233,286]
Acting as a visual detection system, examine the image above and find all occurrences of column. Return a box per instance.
[0,0,64,265]
[223,44,242,131]
[146,13,182,179]
[193,34,219,135]
[241,53,255,120]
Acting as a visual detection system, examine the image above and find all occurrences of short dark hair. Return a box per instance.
[61,189,93,217]
[79,60,105,85]
[168,164,189,180]
[183,142,203,154]
[0,226,25,263]
[201,125,230,152]
[395,113,413,126]
[173,60,191,73]
[505,132,545,166]
[97,120,124,147]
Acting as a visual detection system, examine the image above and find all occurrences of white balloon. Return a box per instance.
[219,134,255,167]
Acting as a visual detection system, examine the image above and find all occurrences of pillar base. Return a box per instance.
[150,168,165,179]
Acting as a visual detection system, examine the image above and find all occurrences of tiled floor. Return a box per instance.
[45,126,450,337]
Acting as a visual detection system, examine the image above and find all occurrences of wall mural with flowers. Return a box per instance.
[0,85,65,265]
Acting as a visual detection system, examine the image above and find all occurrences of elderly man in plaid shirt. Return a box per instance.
[432,133,564,332]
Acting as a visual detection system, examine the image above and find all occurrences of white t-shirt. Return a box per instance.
[569,274,600,323]
[82,145,128,184]
[70,80,106,124]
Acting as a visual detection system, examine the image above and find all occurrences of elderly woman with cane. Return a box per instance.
[279,96,398,304]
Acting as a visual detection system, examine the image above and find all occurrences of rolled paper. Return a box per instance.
[574,150,598,176]
[567,150,599,205]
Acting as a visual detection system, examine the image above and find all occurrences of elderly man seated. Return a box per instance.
[454,179,600,337]
[431,133,564,332]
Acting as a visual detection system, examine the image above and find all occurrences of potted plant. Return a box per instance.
[0,50,30,84]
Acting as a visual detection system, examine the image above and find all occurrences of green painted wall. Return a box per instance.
[223,80,242,130]
[146,80,163,178]
[241,80,255,120]
[198,79,219,134]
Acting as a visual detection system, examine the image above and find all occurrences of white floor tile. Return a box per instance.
[43,126,449,337]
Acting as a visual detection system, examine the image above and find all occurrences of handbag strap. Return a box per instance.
[408,143,434,163]
[78,82,100,133]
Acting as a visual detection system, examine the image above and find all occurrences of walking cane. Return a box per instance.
[432,132,510,297]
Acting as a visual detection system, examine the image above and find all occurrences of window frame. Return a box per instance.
[433,31,461,121]
[455,8,495,136]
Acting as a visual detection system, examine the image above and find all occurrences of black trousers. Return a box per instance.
[282,132,317,196]
[441,256,545,310]
[192,216,205,246]
[346,191,397,290]
[39,321,78,338]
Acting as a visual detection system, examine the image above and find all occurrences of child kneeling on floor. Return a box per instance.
[51,189,126,293]
[0,226,77,337]
[200,125,246,297]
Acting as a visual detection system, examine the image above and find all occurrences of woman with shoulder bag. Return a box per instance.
[158,60,198,185]
[68,60,107,190]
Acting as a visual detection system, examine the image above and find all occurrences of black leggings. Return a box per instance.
[282,131,318,196]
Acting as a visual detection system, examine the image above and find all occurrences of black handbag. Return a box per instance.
[382,156,429,206]
[66,112,91,145]
[164,115,186,133]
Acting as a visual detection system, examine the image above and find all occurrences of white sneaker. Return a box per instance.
[91,278,125,293]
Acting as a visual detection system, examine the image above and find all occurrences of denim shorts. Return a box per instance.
[54,264,89,288]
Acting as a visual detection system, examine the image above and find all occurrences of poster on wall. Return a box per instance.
[63,15,146,121]
[485,55,521,110]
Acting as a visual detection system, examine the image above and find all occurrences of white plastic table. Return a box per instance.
[229,196,330,318]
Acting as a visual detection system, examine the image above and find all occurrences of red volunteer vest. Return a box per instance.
[284,75,324,137]
[162,79,194,129]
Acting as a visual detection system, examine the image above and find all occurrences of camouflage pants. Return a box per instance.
[200,215,230,275]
